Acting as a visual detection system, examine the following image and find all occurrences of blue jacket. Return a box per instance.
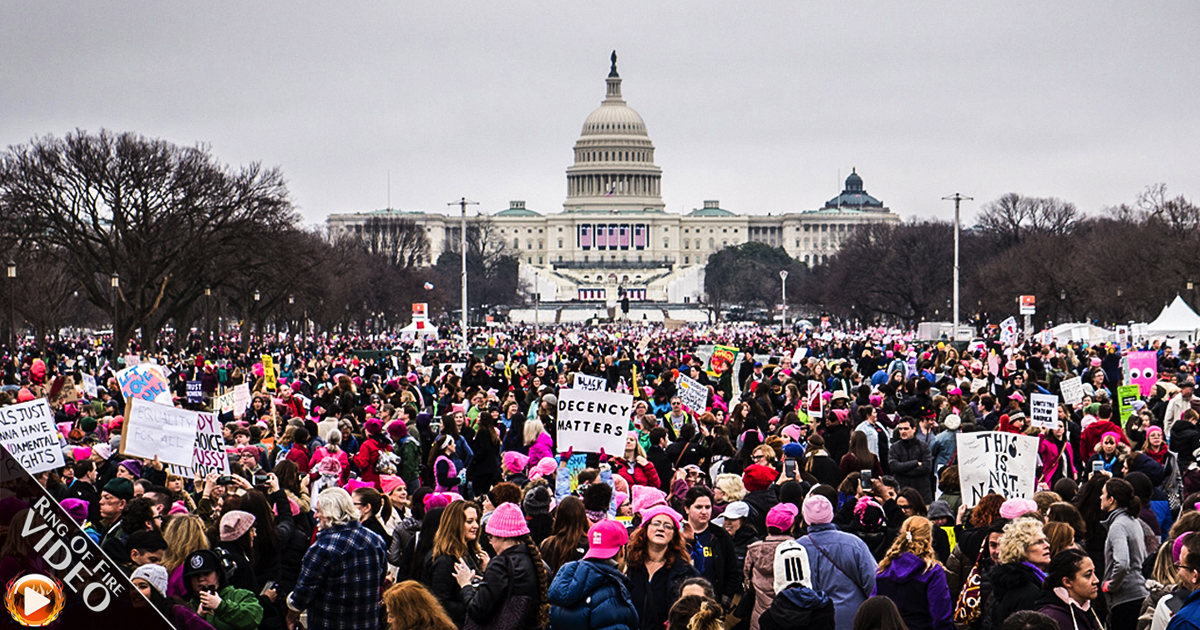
[798,523,878,630]
[549,559,639,630]
[1167,587,1200,630]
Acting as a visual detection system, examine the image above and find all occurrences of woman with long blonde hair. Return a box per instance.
[161,514,210,597]
[423,500,486,627]
[872,516,953,630]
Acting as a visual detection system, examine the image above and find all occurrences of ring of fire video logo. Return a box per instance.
[5,573,65,627]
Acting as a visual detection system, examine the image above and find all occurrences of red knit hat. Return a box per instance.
[742,464,777,493]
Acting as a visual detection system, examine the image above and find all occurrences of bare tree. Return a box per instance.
[0,130,296,360]
[975,193,1079,246]
[347,216,431,269]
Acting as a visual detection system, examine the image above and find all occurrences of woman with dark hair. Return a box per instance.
[1099,477,1149,629]
[1073,474,1110,614]
[625,505,699,630]
[1033,548,1103,630]
[540,496,589,575]
[1046,502,1087,547]
[467,410,502,498]
[840,430,884,478]
[852,595,909,630]
[352,486,393,541]
[406,506,445,581]
[427,435,460,493]
[455,503,551,630]
[802,434,842,488]
[897,488,928,520]
[423,500,485,626]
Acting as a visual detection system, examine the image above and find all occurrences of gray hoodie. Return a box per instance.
[1102,507,1149,608]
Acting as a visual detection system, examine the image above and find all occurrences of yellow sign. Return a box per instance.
[262,354,276,391]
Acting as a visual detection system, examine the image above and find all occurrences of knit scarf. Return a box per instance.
[1145,443,1170,466]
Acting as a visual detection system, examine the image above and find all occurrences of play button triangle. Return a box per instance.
[23,585,50,616]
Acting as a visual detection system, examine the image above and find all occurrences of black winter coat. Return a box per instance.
[269,489,311,597]
[982,562,1043,630]
[424,552,483,627]
[461,543,544,627]
[627,557,698,630]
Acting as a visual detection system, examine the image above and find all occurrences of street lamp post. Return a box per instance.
[448,197,478,357]
[289,294,295,334]
[779,269,788,329]
[943,193,973,340]
[254,290,260,339]
[110,273,120,362]
[204,285,212,346]
[6,261,15,350]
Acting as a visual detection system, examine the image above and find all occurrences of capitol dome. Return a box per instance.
[564,52,664,213]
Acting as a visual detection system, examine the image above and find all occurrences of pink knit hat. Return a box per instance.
[639,504,682,531]
[502,451,530,475]
[801,495,833,526]
[631,485,668,513]
[781,424,804,443]
[168,501,189,516]
[999,498,1040,520]
[485,502,530,538]
[768,502,800,531]
[529,457,557,480]
[344,479,374,493]
[220,510,256,541]
[379,475,405,496]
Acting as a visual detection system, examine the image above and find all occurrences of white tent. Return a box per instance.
[1146,295,1200,340]
[1049,322,1115,344]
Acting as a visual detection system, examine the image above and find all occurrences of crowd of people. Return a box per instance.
[4,322,1200,630]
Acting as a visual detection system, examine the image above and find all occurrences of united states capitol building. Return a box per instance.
[327,53,900,312]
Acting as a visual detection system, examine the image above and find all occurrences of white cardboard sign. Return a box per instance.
[0,398,66,474]
[121,398,198,468]
[556,388,633,455]
[1030,392,1060,430]
[1060,376,1084,407]
[676,374,708,413]
[574,373,607,392]
[956,431,1038,505]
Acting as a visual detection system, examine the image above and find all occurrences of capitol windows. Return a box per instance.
[538,240,543,250]
[709,238,715,249]
[513,237,519,248]
[803,225,811,232]
[695,239,700,250]
[527,240,533,250]
[684,256,690,264]
[664,238,669,248]
[684,241,689,250]
[558,239,563,248]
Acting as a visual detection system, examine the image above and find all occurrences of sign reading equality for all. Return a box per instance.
[956,431,1038,505]
[676,374,708,413]
[120,398,198,468]
[1029,392,1060,430]
[556,388,633,455]
[0,398,66,474]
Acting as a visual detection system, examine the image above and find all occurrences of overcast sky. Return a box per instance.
[3,2,1197,228]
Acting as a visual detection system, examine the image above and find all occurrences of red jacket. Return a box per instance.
[1079,420,1128,461]
[284,444,311,476]
[615,460,661,488]
[352,436,386,488]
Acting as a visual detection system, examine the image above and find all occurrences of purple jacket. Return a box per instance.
[872,552,953,630]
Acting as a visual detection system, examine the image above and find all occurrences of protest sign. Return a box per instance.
[676,374,708,413]
[574,373,607,392]
[956,431,1038,504]
[1060,376,1084,407]
[232,383,252,417]
[120,398,198,468]
[261,354,276,391]
[48,375,79,407]
[190,411,231,477]
[186,381,203,404]
[806,381,823,418]
[1030,392,1060,430]
[215,390,236,415]
[116,363,171,404]
[970,377,989,395]
[81,373,98,398]
[556,388,633,454]
[708,345,738,376]
[999,317,1019,346]
[0,398,65,474]
[1117,384,1141,426]
[1123,351,1158,397]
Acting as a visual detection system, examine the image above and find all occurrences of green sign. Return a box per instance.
[1117,384,1141,427]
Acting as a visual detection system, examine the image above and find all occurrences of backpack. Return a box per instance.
[772,540,815,593]
[953,558,985,625]
[375,450,401,474]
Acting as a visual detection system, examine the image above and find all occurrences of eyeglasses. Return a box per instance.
[647,521,675,531]
[753,455,766,461]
